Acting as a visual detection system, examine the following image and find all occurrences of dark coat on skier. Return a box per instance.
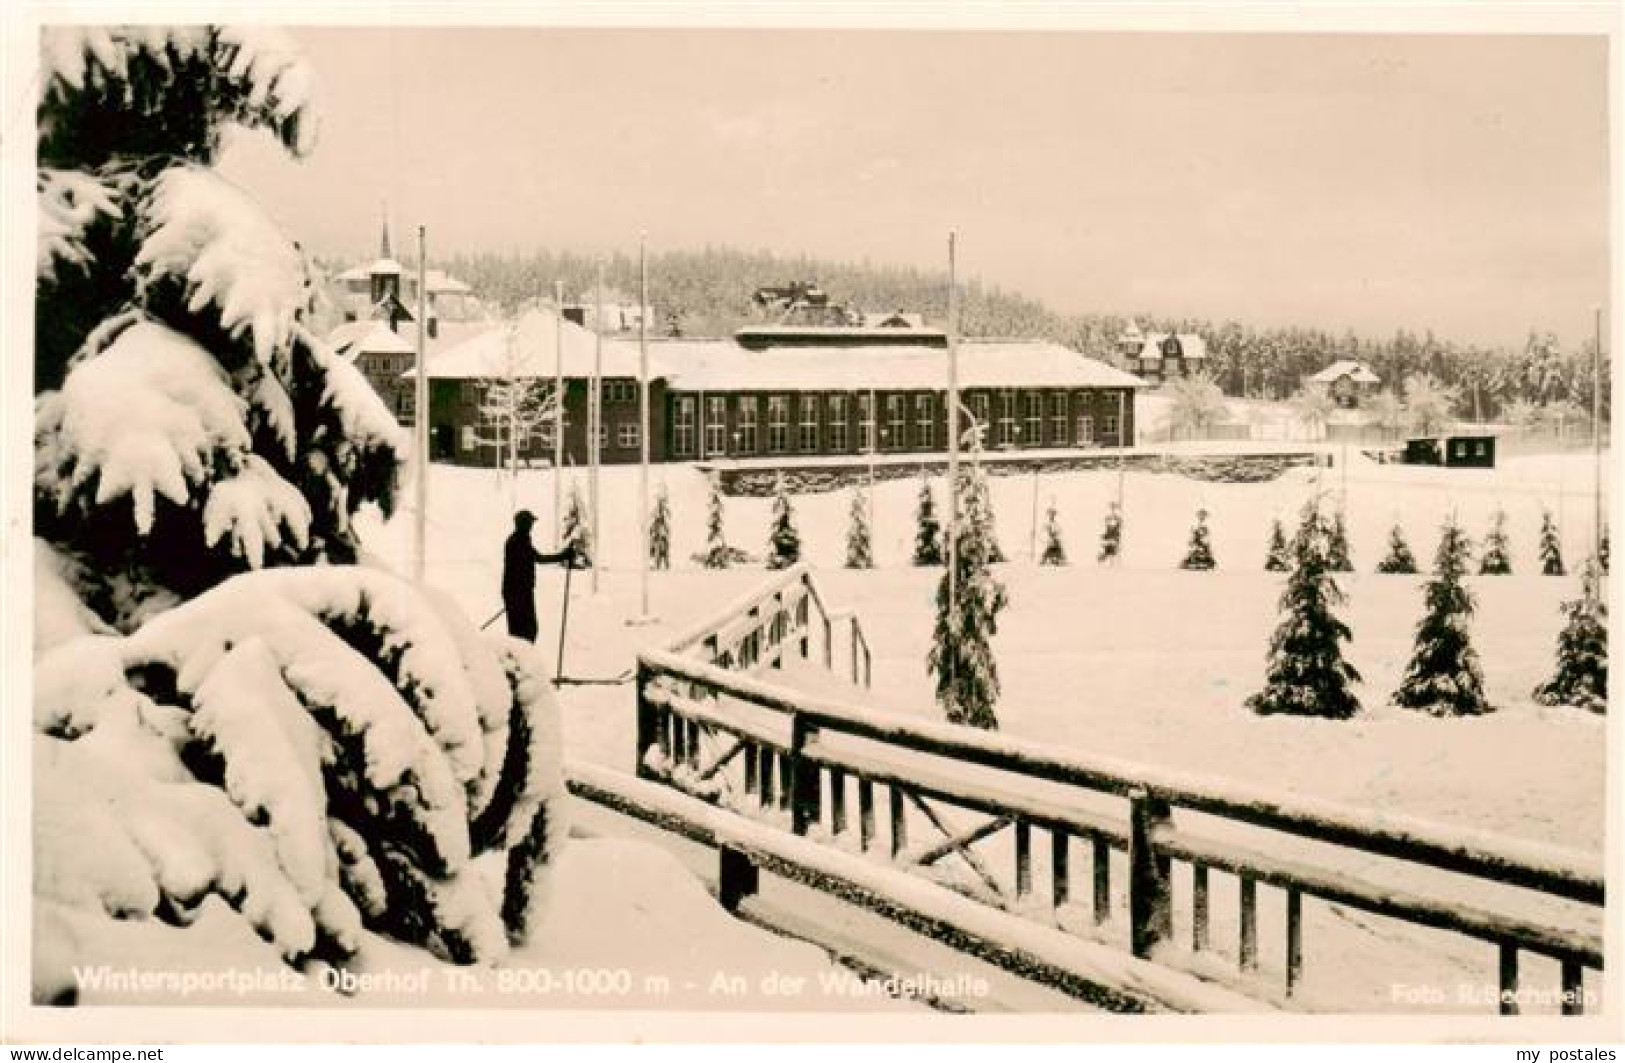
[502,510,574,642]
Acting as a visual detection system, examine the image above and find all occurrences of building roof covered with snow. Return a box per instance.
[406,307,650,381]
[328,319,415,358]
[658,338,1146,393]
[1309,359,1382,385]
[1133,332,1207,364]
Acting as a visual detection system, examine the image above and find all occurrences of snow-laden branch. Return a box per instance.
[37,169,121,278]
[32,560,566,967]
[135,166,307,369]
[38,320,251,534]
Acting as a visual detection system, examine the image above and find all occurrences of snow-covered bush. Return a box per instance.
[1539,509,1566,576]
[845,487,874,569]
[1098,501,1123,565]
[1263,518,1288,572]
[560,482,592,568]
[35,566,566,970]
[1393,515,1493,716]
[1248,498,1361,719]
[1376,523,1418,574]
[32,26,565,986]
[1478,509,1513,575]
[928,444,1007,730]
[696,474,733,569]
[1038,500,1067,566]
[912,477,942,566]
[1327,509,1353,572]
[1179,507,1216,570]
[1533,561,1608,713]
[649,482,671,571]
[765,472,800,570]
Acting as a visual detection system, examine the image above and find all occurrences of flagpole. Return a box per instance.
[552,279,565,550]
[412,224,428,583]
[1594,304,1605,559]
[637,233,653,622]
[946,230,960,620]
[591,264,604,594]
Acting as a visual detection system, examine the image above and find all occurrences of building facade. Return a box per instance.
[412,311,1145,468]
[1117,322,1209,384]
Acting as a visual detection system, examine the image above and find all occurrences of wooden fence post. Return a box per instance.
[849,616,861,686]
[1128,790,1173,959]
[789,716,821,835]
[1092,837,1111,925]
[1014,819,1032,899]
[1239,874,1259,971]
[1192,863,1210,953]
[1498,944,1519,1016]
[634,661,658,779]
[859,778,875,852]
[718,844,759,912]
[889,785,908,857]
[1051,830,1070,910]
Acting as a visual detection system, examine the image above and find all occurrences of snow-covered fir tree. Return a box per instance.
[31,27,564,990]
[1393,515,1493,716]
[1327,509,1353,572]
[1538,509,1566,576]
[927,441,1007,730]
[912,477,943,566]
[1247,497,1361,719]
[1478,509,1513,575]
[845,487,873,569]
[649,482,671,571]
[1039,500,1067,566]
[560,482,592,567]
[1264,518,1289,572]
[1376,523,1419,574]
[973,469,1005,564]
[697,474,732,569]
[1098,501,1123,565]
[1179,508,1216,570]
[765,472,801,570]
[1533,560,1608,713]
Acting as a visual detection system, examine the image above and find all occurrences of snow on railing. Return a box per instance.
[566,759,1268,1014]
[662,561,871,687]
[631,643,1604,1015]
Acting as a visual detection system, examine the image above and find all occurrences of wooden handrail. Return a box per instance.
[638,646,1602,905]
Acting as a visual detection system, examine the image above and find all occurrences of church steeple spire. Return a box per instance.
[379,200,392,260]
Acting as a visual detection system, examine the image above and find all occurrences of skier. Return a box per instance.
[502,510,577,642]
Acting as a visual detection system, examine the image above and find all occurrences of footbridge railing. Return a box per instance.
[630,641,1604,1015]
[662,562,871,687]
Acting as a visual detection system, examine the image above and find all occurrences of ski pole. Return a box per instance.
[555,558,574,680]
[480,607,506,631]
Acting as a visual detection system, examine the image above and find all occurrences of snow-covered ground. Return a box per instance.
[40,837,898,1011]
[347,443,1608,1012]
[363,447,1609,849]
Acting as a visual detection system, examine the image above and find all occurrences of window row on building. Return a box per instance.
[667,388,1127,460]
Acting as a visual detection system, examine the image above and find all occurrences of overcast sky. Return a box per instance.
[217,26,1610,348]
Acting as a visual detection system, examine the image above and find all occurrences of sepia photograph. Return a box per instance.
[2,0,1618,1048]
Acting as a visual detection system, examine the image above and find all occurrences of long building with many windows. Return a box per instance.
[408,308,1145,467]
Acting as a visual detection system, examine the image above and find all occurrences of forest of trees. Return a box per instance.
[385,245,1610,425]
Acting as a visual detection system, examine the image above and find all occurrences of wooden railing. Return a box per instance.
[633,647,1604,1014]
[663,562,871,687]
[567,759,1270,1013]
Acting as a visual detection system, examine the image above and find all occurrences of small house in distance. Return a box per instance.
[1309,360,1382,409]
[1403,433,1496,469]
[1116,322,1208,384]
